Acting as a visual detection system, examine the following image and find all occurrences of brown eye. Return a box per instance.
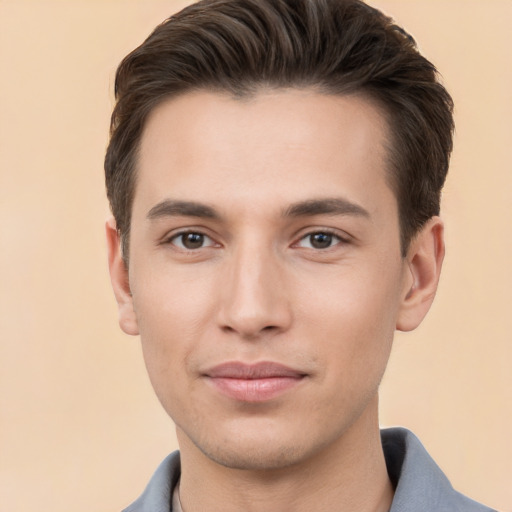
[182,233,204,249]
[310,233,333,249]
[171,232,215,250]
[297,231,342,250]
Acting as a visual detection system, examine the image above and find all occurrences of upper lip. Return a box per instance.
[204,361,306,379]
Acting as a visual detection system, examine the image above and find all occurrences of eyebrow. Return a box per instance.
[147,199,220,220]
[146,197,370,222]
[283,198,370,219]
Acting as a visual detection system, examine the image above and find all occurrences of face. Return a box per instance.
[112,89,421,471]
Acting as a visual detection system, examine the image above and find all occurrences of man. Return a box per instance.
[104,1,496,510]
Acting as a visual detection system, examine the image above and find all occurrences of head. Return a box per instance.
[105,0,454,261]
[105,0,452,474]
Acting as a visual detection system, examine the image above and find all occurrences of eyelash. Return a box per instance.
[164,228,349,252]
[294,229,349,250]
[166,230,218,251]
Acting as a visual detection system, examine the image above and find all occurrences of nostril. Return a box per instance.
[220,323,281,339]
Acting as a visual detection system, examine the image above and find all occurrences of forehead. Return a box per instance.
[134,89,395,221]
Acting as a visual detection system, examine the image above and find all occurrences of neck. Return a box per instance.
[177,396,393,512]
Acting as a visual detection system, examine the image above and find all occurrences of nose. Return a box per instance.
[216,240,292,339]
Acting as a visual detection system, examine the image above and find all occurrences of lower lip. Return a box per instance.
[207,376,303,402]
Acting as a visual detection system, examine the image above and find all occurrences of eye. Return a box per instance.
[296,231,344,250]
[169,231,216,250]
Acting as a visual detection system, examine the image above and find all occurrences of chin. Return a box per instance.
[181,416,344,473]
[197,438,311,471]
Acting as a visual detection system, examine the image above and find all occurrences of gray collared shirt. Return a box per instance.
[122,428,496,512]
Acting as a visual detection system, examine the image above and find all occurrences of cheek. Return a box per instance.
[131,270,217,385]
[295,262,402,375]
[133,261,216,333]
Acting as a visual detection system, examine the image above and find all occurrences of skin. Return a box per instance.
[107,89,444,512]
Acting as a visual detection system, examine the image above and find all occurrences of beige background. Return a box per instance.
[0,1,510,510]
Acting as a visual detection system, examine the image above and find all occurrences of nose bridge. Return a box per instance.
[217,234,291,337]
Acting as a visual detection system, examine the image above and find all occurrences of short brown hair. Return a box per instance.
[105,0,454,258]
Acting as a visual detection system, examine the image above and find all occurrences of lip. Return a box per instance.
[203,361,307,402]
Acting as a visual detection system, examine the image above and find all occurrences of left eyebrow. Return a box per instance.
[146,199,221,220]
[282,198,371,219]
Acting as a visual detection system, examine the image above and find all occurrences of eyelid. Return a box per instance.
[162,228,221,249]
[292,227,352,248]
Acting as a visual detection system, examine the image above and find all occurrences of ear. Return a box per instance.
[396,216,445,332]
[105,217,139,336]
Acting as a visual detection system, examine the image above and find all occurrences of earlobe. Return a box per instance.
[396,217,445,332]
[105,217,139,336]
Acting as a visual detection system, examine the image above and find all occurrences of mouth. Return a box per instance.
[203,361,307,402]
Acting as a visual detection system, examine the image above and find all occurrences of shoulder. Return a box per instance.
[122,451,181,512]
[382,428,496,512]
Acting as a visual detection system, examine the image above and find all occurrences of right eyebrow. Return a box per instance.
[147,199,220,220]
[282,197,370,219]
